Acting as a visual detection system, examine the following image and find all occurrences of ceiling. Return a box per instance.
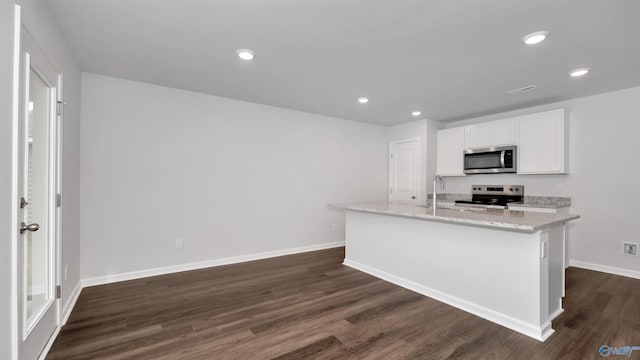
[46,0,640,125]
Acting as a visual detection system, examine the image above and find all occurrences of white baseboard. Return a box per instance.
[343,258,553,342]
[82,241,345,288]
[569,260,640,280]
[61,281,82,325]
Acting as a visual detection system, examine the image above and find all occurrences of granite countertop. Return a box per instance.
[427,194,571,209]
[329,201,580,233]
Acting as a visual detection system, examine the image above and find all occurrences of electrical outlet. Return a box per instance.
[331,223,337,232]
[64,264,68,281]
[556,183,565,192]
[175,239,183,249]
[623,242,637,256]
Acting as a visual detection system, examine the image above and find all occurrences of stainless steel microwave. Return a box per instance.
[464,145,516,174]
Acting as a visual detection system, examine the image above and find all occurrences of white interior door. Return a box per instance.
[18,29,61,360]
[389,139,420,203]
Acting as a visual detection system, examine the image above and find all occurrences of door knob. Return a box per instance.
[411,196,416,200]
[20,222,40,234]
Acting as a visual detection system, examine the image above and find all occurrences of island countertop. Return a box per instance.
[329,201,580,233]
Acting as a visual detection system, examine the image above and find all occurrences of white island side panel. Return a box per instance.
[344,210,560,341]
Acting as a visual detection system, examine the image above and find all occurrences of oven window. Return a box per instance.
[465,151,502,169]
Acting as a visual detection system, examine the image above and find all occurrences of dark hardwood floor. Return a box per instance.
[47,247,640,359]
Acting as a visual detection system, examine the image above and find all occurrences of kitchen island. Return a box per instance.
[332,202,580,341]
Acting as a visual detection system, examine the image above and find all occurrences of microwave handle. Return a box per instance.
[500,150,506,168]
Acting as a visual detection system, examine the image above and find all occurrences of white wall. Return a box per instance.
[80,73,389,279]
[426,119,443,195]
[0,1,17,358]
[442,86,640,277]
[1,0,81,358]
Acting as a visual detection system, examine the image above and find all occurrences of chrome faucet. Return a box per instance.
[432,175,444,214]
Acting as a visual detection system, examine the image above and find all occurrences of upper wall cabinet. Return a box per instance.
[464,118,517,149]
[436,127,466,176]
[517,109,567,174]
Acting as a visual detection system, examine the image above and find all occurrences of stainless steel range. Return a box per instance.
[455,185,524,209]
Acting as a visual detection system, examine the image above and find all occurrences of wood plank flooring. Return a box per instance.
[47,248,640,359]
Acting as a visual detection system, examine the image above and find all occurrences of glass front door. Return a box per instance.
[23,67,53,328]
[18,25,61,360]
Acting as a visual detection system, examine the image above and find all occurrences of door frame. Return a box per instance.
[11,5,64,359]
[10,5,22,360]
[388,138,421,204]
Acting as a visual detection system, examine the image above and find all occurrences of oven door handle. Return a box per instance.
[500,150,506,168]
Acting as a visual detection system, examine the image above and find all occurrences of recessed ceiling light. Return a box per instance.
[411,111,421,117]
[358,97,369,104]
[569,68,590,77]
[236,49,255,61]
[522,31,549,45]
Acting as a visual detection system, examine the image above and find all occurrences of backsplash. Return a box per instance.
[440,173,572,198]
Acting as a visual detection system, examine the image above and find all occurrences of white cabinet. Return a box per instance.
[517,109,567,174]
[436,127,465,176]
[464,123,492,149]
[435,108,567,176]
[506,203,569,295]
[464,118,517,149]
